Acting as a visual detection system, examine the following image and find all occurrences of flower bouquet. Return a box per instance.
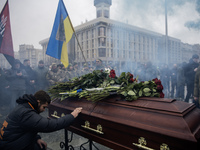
[48,69,164,102]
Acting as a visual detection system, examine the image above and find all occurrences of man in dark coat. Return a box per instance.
[0,90,82,150]
[6,59,27,111]
[22,59,36,94]
[184,54,199,103]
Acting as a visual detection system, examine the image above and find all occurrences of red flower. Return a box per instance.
[152,78,158,82]
[160,92,165,98]
[109,69,116,78]
[157,85,163,92]
[129,73,134,78]
[155,79,161,85]
[130,78,134,83]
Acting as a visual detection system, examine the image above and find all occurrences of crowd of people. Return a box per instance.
[0,58,105,114]
[1,55,200,149]
[134,54,200,106]
[0,55,200,115]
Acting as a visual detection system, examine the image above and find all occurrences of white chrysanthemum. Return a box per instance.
[105,68,111,74]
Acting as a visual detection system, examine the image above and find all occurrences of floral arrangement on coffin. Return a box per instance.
[48,69,164,102]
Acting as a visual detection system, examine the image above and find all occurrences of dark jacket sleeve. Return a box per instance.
[20,110,75,133]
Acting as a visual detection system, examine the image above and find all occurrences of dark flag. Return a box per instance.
[0,0,14,66]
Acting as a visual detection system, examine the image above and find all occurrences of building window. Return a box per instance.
[92,39,94,48]
[117,40,119,48]
[111,39,113,48]
[111,49,113,58]
[92,49,94,58]
[97,10,102,18]
[123,50,125,58]
[98,38,106,46]
[81,33,84,41]
[107,48,109,57]
[87,41,89,49]
[86,31,89,39]
[123,41,125,49]
[92,29,95,38]
[98,48,106,57]
[87,50,89,58]
[98,27,106,36]
[104,10,109,18]
[117,49,119,58]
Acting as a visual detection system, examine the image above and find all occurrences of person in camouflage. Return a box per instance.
[73,62,81,78]
[65,63,76,80]
[46,64,65,86]
[81,63,90,76]
[95,59,105,70]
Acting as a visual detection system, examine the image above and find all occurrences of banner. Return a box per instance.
[0,0,14,66]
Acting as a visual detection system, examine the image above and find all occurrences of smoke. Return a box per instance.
[184,0,200,30]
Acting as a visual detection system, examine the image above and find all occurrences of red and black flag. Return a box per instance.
[0,0,14,66]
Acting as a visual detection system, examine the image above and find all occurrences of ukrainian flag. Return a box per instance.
[46,0,74,67]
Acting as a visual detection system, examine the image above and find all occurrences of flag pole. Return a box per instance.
[68,16,87,64]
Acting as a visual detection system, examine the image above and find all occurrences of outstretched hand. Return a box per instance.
[37,139,47,150]
[71,107,82,118]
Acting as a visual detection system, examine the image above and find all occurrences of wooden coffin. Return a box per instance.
[48,95,200,150]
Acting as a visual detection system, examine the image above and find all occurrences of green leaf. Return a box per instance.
[143,88,151,93]
[128,90,136,96]
[139,90,143,97]
[144,93,151,96]
[121,91,127,96]
[110,80,115,84]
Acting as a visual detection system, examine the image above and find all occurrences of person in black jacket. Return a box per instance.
[184,54,199,103]
[0,90,82,150]
[6,59,27,112]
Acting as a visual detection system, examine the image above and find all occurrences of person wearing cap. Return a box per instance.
[0,90,82,150]
[34,60,49,91]
[184,54,199,103]
[95,59,105,70]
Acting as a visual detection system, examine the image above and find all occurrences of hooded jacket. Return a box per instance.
[184,58,199,85]
[0,94,75,150]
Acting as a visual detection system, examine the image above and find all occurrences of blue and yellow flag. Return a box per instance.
[46,0,74,67]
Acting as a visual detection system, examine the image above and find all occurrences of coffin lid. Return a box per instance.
[51,96,200,142]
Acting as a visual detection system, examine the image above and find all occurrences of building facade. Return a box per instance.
[1,0,199,71]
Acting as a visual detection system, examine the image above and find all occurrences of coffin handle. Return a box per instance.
[81,121,104,134]
[51,111,60,118]
[132,137,155,150]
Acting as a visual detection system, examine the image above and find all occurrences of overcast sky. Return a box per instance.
[0,0,200,51]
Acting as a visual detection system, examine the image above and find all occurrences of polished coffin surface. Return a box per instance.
[48,95,200,150]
